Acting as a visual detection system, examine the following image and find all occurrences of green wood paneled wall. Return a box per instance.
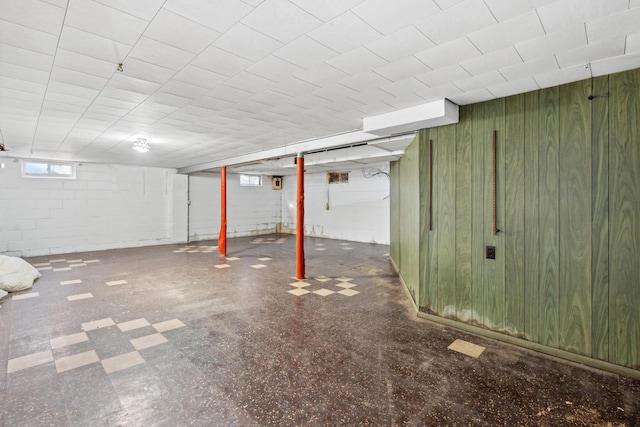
[390,69,640,371]
[392,135,420,302]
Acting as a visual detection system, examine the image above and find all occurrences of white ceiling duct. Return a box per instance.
[363,99,459,136]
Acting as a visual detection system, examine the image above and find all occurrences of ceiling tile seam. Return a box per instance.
[143,7,220,41]
[0,15,62,37]
[299,9,391,57]
[368,67,403,87]
[168,0,257,33]
[242,0,325,37]
[534,7,550,35]
[411,23,438,50]
[480,0,500,23]
[212,22,285,62]
[30,3,73,157]
[339,9,385,39]
[62,21,136,60]
[268,75,322,99]
[87,69,252,156]
[287,33,341,58]
[109,2,174,67]
[0,64,51,87]
[342,96,369,113]
[584,21,591,45]
[0,42,55,68]
[552,53,561,70]
[412,50,436,71]
[295,61,348,84]
[90,0,161,26]
[47,62,110,88]
[352,45,393,71]
[41,0,64,9]
[64,8,254,157]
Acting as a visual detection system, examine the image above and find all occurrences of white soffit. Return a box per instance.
[363,99,459,136]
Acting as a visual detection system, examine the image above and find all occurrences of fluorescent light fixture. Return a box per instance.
[132,138,150,153]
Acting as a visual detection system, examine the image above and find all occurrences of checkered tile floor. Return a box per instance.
[34,258,100,272]
[10,274,128,302]
[7,318,185,375]
[288,276,360,297]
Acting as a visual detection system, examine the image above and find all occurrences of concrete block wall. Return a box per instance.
[0,160,181,256]
[0,159,391,256]
[281,165,390,244]
[188,174,219,241]
[187,173,282,242]
[171,174,189,243]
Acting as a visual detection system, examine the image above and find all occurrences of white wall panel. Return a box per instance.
[281,165,390,244]
[187,172,282,242]
[0,161,179,256]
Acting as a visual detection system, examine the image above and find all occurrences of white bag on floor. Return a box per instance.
[0,289,7,299]
[0,255,41,293]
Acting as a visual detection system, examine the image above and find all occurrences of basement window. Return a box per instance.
[22,160,76,179]
[240,174,262,187]
[327,171,349,184]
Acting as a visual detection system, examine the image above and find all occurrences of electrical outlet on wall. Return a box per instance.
[486,246,496,260]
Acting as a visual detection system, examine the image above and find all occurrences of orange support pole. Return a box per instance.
[218,166,227,256]
[295,154,305,279]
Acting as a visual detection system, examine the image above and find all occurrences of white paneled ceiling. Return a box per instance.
[1,0,639,173]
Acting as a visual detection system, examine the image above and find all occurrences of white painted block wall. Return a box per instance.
[281,165,390,244]
[0,161,183,256]
[0,160,390,256]
[187,173,281,241]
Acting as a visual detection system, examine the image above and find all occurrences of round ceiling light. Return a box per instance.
[132,138,150,153]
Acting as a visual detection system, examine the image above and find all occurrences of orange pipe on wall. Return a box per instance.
[218,166,227,256]
[296,154,305,279]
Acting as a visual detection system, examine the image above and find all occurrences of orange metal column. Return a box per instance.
[218,166,227,256]
[295,154,305,279]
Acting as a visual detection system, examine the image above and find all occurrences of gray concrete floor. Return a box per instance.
[1,234,638,426]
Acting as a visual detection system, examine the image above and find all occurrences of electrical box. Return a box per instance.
[272,176,282,190]
[486,246,496,260]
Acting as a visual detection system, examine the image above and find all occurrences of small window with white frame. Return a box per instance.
[22,160,76,179]
[239,174,262,186]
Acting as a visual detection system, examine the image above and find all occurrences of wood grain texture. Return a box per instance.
[471,102,486,326]
[558,80,592,356]
[399,136,421,303]
[495,101,507,331]
[484,99,506,330]
[393,68,640,371]
[419,129,434,310]
[455,106,474,316]
[609,70,640,369]
[436,124,457,316]
[538,86,560,348]
[524,90,541,342]
[504,94,526,336]
[590,75,610,362]
[390,161,401,269]
[424,129,440,313]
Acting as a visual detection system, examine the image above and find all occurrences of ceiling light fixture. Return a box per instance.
[132,138,150,153]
